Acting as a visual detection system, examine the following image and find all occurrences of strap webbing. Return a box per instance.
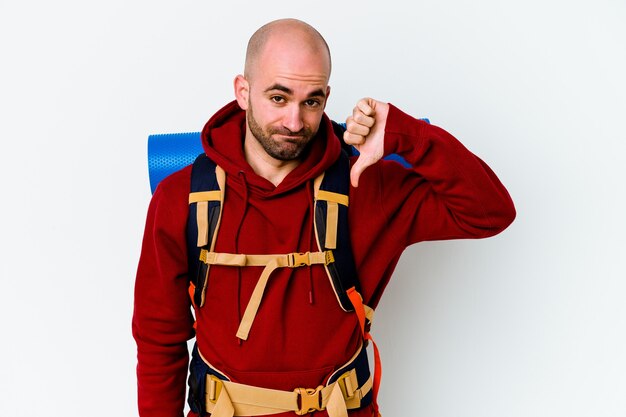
[325,202,339,249]
[201,249,334,340]
[313,176,349,256]
[196,201,210,247]
[206,372,371,417]
[189,190,221,204]
[236,257,281,341]
[316,190,349,207]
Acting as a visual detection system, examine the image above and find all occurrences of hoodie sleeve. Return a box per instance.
[380,104,516,245]
[132,167,195,417]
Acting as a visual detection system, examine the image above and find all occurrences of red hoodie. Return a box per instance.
[133,101,515,417]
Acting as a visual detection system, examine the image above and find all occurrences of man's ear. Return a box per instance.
[323,85,331,110]
[234,75,250,110]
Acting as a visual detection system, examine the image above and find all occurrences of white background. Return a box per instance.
[1,0,625,416]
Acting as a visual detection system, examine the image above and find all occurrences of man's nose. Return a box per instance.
[282,105,304,133]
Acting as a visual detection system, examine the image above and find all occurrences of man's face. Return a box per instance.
[246,94,320,161]
[236,36,331,162]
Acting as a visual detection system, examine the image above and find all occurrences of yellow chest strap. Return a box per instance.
[200,249,334,340]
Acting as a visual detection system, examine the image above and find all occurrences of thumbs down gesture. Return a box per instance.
[343,98,389,187]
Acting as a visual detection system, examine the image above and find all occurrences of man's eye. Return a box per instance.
[271,96,285,103]
[305,99,321,107]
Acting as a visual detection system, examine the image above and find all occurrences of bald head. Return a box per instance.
[244,19,331,81]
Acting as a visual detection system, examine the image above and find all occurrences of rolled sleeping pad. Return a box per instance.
[147,120,429,194]
[148,132,203,194]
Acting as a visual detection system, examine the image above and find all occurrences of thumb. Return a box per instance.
[350,154,371,188]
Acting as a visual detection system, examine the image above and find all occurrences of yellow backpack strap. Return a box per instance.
[189,165,225,247]
[312,150,360,312]
[199,250,334,341]
[187,156,226,308]
[314,183,349,250]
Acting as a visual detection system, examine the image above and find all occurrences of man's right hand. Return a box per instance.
[344,98,389,187]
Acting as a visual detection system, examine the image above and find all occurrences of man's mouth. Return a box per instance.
[275,134,304,141]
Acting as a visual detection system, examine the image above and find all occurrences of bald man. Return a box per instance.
[133,18,515,417]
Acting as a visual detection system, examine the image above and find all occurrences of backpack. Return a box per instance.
[183,121,381,415]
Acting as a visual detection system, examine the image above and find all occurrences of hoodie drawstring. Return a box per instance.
[307,180,316,305]
[235,171,249,344]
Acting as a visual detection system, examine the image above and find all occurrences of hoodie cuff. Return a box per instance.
[383,103,428,157]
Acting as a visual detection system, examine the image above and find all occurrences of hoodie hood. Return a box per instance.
[201,100,341,196]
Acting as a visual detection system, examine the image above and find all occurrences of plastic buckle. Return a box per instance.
[324,250,335,265]
[289,252,310,268]
[336,370,358,400]
[207,375,224,404]
[294,385,324,415]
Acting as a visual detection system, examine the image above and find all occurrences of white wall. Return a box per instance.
[1,1,624,416]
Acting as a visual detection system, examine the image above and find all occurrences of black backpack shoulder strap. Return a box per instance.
[313,122,361,312]
[186,153,225,308]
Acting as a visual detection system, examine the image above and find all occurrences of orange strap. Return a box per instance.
[188,282,198,330]
[346,287,381,414]
[188,282,197,308]
[365,333,381,412]
[347,287,366,336]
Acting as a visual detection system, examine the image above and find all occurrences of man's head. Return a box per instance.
[234,19,332,162]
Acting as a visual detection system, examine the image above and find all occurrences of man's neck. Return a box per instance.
[243,134,300,187]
